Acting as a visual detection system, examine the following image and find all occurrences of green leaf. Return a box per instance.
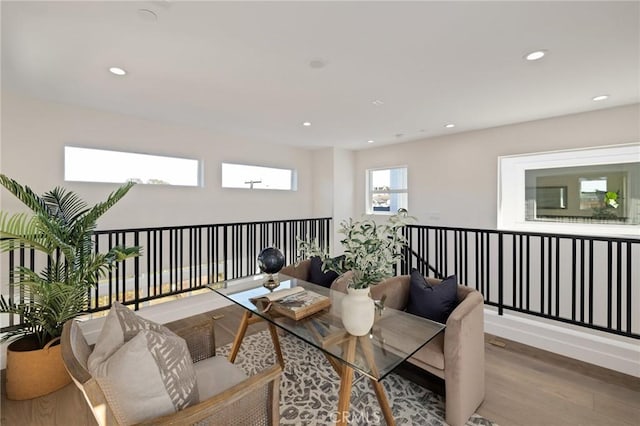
[0,178,138,346]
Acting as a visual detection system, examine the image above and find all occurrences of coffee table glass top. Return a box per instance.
[208,273,445,381]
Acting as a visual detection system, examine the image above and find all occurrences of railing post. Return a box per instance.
[8,249,14,327]
[401,227,408,275]
[134,232,140,311]
[223,225,228,282]
[498,232,504,316]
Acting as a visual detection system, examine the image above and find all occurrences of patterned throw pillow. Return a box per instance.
[92,330,199,424]
[87,301,175,372]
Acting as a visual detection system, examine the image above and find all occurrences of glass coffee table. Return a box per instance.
[207,273,445,426]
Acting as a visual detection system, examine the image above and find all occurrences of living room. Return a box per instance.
[1,1,639,425]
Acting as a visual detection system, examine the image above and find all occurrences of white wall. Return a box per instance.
[354,104,640,228]
[2,93,639,374]
[311,148,334,218]
[309,147,355,254]
[351,104,640,376]
[0,92,316,230]
[332,148,355,254]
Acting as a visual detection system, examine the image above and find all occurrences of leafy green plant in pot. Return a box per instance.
[299,211,413,335]
[0,174,140,399]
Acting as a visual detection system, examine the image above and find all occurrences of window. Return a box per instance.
[221,163,296,190]
[579,177,607,210]
[65,146,200,186]
[366,167,408,214]
[499,144,639,236]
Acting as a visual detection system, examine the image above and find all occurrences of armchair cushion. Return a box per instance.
[406,270,458,323]
[308,256,340,288]
[193,356,248,400]
[91,330,199,425]
[88,301,175,371]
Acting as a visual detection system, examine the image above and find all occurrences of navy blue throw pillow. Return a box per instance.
[308,256,339,288]
[406,269,458,324]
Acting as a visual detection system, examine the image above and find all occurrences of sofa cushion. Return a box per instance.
[88,301,175,372]
[193,356,248,400]
[407,270,458,323]
[411,332,445,371]
[92,330,199,425]
[308,256,340,288]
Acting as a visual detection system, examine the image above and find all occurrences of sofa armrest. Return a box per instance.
[370,275,410,311]
[442,288,485,426]
[331,273,410,311]
[280,259,311,281]
[142,364,282,426]
[330,270,352,293]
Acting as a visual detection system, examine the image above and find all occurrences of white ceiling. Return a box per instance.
[2,1,639,150]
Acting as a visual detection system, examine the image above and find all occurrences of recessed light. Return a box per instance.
[367,140,374,144]
[302,121,311,127]
[444,123,455,129]
[592,95,609,101]
[524,50,546,61]
[109,67,127,76]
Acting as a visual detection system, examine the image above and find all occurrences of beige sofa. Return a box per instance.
[281,260,485,426]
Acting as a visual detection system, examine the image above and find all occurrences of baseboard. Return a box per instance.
[484,309,640,378]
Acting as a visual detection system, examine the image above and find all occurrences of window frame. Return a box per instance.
[221,162,297,191]
[498,143,639,237]
[64,146,201,187]
[366,165,408,215]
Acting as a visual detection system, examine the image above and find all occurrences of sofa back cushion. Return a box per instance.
[406,270,459,323]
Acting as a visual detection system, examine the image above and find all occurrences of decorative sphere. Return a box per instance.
[257,247,285,274]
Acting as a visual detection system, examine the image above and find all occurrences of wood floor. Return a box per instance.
[2,304,638,426]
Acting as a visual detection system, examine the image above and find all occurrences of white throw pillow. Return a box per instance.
[92,330,199,425]
[88,301,175,372]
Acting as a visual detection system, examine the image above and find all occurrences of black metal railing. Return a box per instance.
[2,217,331,328]
[402,225,639,339]
[3,217,638,341]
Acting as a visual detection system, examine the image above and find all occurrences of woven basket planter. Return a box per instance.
[5,336,72,400]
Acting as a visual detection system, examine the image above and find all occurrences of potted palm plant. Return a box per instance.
[299,210,412,335]
[0,174,140,399]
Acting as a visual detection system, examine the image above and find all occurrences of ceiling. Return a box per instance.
[2,1,639,150]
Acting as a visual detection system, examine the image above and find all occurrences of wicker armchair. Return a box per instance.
[61,315,282,426]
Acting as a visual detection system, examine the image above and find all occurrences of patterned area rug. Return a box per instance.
[217,330,494,426]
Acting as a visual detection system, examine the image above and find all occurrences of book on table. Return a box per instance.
[250,286,331,320]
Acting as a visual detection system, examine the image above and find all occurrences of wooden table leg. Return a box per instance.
[359,336,395,426]
[228,310,251,363]
[268,323,285,368]
[370,380,395,426]
[336,336,357,426]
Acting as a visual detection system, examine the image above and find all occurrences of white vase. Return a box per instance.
[341,287,375,336]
